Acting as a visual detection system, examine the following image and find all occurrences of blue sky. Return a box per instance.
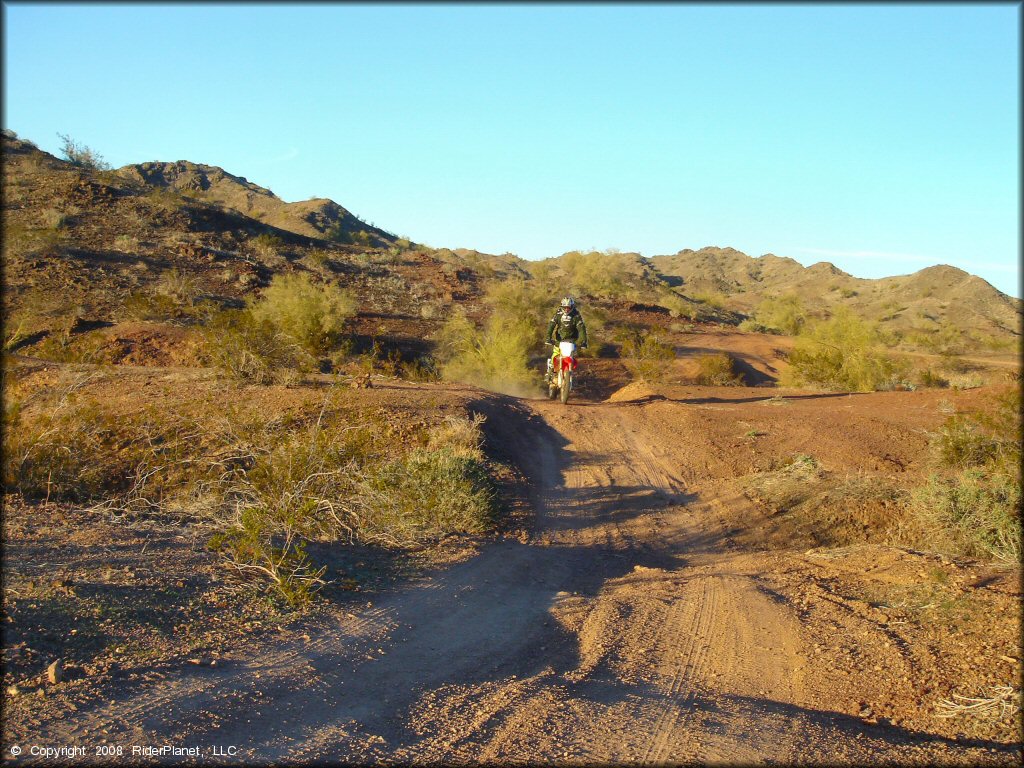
[3,3,1020,296]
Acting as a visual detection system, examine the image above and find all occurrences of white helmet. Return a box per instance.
[560,296,575,311]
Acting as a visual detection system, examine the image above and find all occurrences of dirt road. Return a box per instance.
[7,389,1018,765]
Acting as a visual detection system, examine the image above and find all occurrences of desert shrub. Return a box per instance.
[357,447,494,545]
[691,291,726,310]
[695,352,744,386]
[915,368,950,389]
[659,291,703,321]
[114,234,139,252]
[782,307,909,391]
[485,279,556,342]
[119,291,189,323]
[399,355,439,382]
[325,222,351,244]
[436,309,536,394]
[753,294,807,336]
[7,371,501,605]
[617,327,675,382]
[4,221,65,259]
[907,472,1020,565]
[208,410,495,603]
[893,389,1021,565]
[3,393,198,503]
[200,308,312,383]
[57,133,110,170]
[249,272,355,356]
[923,323,967,357]
[435,280,551,394]
[559,250,637,300]
[40,207,70,230]
[145,186,186,212]
[156,267,200,306]
[249,233,285,262]
[30,330,118,365]
[741,319,770,333]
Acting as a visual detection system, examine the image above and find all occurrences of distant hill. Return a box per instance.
[2,130,1018,364]
[650,247,1022,348]
[117,160,395,246]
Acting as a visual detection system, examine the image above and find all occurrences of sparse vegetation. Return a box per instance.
[3,373,499,606]
[113,234,139,252]
[57,133,111,171]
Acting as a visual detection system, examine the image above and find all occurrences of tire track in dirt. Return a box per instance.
[639,576,720,765]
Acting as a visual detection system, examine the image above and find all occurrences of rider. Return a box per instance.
[545,296,588,381]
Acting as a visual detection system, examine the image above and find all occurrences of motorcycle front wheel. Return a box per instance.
[560,371,572,403]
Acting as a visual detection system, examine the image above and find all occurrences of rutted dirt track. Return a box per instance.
[9,388,1020,765]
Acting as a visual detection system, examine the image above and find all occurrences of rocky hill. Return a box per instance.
[651,247,1022,348]
[118,160,395,246]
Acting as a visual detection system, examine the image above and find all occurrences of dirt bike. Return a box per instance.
[546,341,579,404]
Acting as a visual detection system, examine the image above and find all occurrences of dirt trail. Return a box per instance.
[10,391,1017,765]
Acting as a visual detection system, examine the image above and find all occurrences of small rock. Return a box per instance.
[7,684,21,696]
[36,687,46,698]
[47,659,64,684]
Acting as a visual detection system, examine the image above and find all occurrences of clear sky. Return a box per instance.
[3,2,1020,296]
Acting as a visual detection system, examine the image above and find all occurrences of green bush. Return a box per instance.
[357,447,494,544]
[691,291,726,309]
[250,272,355,356]
[896,389,1021,565]
[753,294,807,336]
[782,307,908,391]
[201,308,312,383]
[617,327,675,382]
[738,318,773,334]
[435,280,552,394]
[695,352,744,386]
[249,233,285,262]
[915,368,950,389]
[559,250,637,300]
[909,470,1020,565]
[436,309,537,393]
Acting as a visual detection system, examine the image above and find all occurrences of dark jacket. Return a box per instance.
[547,308,588,346]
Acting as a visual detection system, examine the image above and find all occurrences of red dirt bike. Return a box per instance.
[546,341,579,404]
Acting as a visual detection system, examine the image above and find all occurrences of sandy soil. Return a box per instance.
[2,376,1020,766]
